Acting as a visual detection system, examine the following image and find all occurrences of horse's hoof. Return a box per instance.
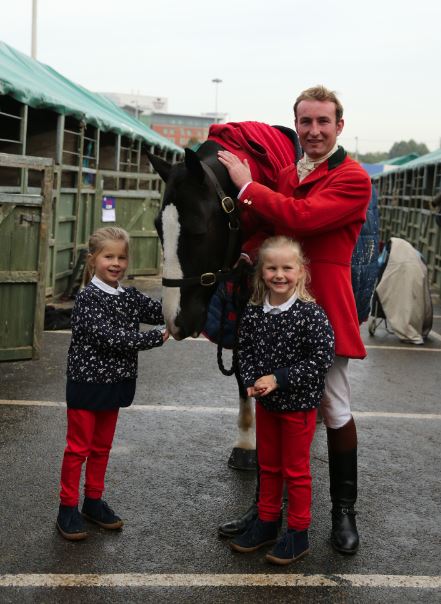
[228,448,257,471]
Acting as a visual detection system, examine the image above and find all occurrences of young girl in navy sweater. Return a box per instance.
[230,236,334,564]
[56,227,169,541]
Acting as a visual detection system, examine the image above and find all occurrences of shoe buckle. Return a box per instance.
[341,506,356,516]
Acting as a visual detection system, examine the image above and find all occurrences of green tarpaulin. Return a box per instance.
[0,41,182,153]
[372,148,441,178]
[382,153,420,166]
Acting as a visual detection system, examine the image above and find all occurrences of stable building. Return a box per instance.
[0,41,182,361]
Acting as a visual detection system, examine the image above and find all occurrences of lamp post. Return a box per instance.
[212,78,222,123]
[31,0,37,59]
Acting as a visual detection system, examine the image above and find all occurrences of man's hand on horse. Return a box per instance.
[217,150,252,189]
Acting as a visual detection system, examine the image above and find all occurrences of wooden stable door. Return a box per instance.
[0,154,54,361]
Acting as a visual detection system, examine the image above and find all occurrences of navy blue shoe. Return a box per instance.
[230,517,278,553]
[81,498,124,529]
[265,529,310,565]
[56,504,88,541]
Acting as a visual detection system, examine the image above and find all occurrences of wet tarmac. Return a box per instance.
[0,277,440,603]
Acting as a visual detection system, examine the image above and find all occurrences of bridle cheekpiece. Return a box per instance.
[161,160,241,288]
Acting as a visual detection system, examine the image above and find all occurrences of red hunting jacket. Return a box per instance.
[240,147,372,359]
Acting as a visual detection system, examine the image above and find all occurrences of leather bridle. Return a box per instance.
[161,161,241,288]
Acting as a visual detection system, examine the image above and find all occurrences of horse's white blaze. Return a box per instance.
[161,204,183,335]
[161,202,256,453]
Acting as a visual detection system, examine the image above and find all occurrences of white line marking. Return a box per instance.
[128,408,441,420]
[0,573,440,588]
[44,331,441,351]
[365,345,441,352]
[130,404,234,413]
[1,400,440,420]
[0,399,64,407]
[351,411,441,420]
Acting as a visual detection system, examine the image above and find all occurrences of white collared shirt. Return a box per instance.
[297,143,339,182]
[91,275,125,295]
[238,142,339,195]
[263,292,298,314]
[238,181,252,199]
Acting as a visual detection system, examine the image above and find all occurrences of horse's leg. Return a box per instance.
[228,393,257,471]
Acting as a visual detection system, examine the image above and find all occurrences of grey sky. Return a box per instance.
[1,0,440,153]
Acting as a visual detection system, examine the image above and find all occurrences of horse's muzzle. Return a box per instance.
[166,322,182,340]
[165,319,200,341]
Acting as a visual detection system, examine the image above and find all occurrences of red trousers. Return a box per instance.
[59,408,119,506]
[256,402,317,530]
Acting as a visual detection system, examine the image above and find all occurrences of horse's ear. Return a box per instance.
[146,151,172,182]
[185,148,204,182]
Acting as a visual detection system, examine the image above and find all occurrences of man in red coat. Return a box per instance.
[217,85,371,554]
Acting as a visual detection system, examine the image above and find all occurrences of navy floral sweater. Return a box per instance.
[238,299,335,412]
[66,283,164,410]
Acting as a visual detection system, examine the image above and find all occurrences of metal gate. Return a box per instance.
[375,161,441,292]
[0,153,54,361]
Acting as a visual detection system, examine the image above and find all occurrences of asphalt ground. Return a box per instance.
[0,277,440,603]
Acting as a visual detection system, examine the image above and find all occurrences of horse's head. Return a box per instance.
[148,145,240,340]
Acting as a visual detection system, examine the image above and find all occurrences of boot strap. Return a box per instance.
[332,506,357,516]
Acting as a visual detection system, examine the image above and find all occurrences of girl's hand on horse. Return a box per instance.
[217,150,252,189]
[162,328,170,342]
[254,374,278,397]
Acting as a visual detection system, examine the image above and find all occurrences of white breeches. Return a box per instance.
[320,356,352,429]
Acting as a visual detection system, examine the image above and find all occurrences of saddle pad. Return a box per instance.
[208,121,296,190]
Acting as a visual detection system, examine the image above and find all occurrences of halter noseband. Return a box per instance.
[161,161,241,288]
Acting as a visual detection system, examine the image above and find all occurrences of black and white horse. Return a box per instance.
[147,124,298,469]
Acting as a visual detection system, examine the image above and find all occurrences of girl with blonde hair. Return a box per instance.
[230,236,334,565]
[56,227,168,541]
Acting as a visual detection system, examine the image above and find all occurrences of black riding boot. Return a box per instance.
[217,468,260,538]
[218,458,284,538]
[328,447,359,554]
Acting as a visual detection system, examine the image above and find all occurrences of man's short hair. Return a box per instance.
[294,85,344,122]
